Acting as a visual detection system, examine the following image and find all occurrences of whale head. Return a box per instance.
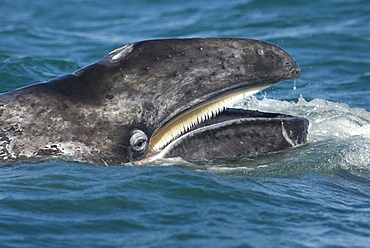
[0,38,301,166]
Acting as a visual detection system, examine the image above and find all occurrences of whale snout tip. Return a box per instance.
[288,59,301,80]
[291,65,301,79]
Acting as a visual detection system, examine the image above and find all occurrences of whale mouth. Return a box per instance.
[148,53,301,157]
[148,83,272,153]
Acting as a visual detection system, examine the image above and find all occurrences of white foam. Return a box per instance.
[237,95,370,142]
[233,96,370,172]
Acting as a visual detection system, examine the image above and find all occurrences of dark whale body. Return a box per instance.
[0,38,306,166]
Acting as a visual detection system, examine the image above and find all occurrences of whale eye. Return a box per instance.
[130,130,148,152]
[128,130,148,161]
[257,49,264,55]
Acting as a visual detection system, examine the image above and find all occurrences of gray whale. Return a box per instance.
[0,38,306,166]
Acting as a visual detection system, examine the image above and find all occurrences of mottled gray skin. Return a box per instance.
[0,38,301,166]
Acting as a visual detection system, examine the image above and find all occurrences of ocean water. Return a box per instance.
[1,0,370,247]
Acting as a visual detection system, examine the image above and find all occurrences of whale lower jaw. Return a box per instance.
[144,108,309,162]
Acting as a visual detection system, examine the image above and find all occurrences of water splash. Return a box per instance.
[196,96,370,175]
[243,96,370,141]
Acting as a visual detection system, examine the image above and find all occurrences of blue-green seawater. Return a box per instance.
[1,0,370,247]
